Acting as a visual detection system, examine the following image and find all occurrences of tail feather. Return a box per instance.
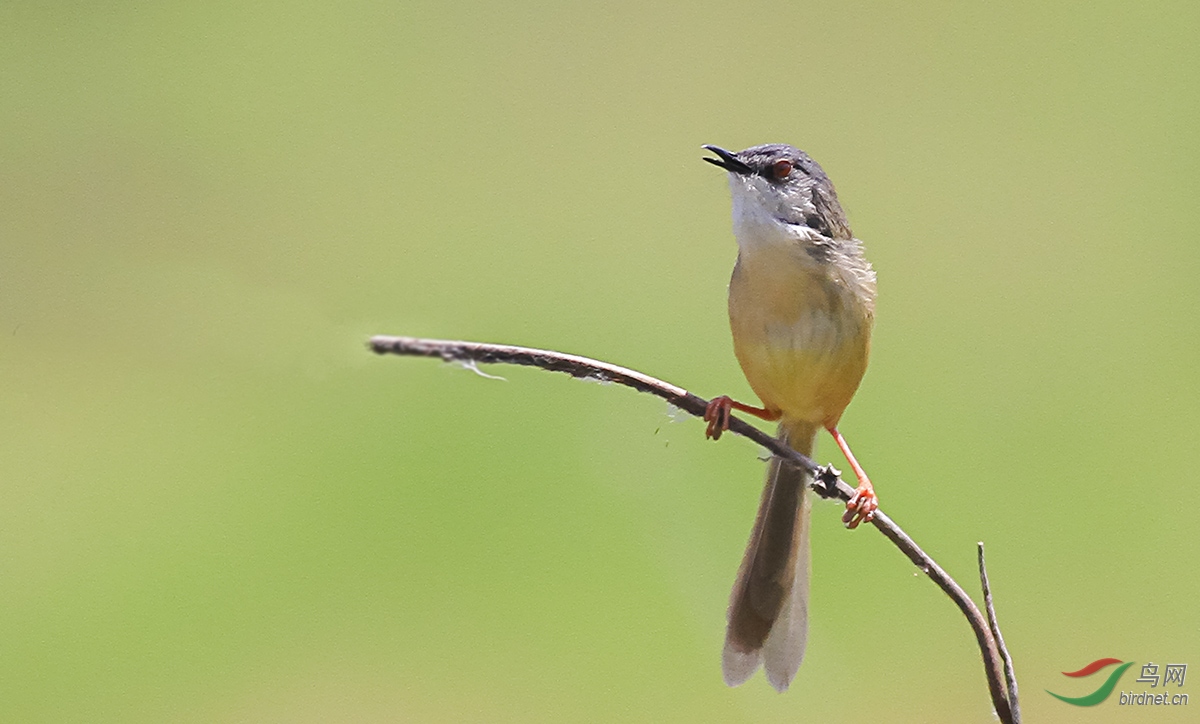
[722,421,816,692]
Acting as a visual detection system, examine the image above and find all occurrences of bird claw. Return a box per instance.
[704,396,734,440]
[842,484,878,529]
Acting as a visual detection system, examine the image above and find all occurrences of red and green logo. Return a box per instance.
[1047,658,1134,706]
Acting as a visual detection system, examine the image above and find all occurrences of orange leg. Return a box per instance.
[703,395,781,440]
[827,426,878,529]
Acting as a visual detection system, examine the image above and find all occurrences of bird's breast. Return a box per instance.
[727,244,873,427]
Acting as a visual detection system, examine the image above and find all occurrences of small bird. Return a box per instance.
[702,144,878,692]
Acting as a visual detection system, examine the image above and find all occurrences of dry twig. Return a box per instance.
[979,542,1021,722]
[369,335,1020,722]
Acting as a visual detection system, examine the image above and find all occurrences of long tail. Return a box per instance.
[722,420,817,692]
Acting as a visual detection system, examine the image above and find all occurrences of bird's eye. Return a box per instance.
[770,160,793,181]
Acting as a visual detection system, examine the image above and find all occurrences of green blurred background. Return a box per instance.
[3,2,1197,721]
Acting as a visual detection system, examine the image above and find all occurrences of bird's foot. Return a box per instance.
[703,396,781,439]
[842,480,878,529]
[703,396,734,440]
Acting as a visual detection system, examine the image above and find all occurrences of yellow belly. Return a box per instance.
[728,246,873,427]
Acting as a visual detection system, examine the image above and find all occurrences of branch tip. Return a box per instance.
[978,542,1021,722]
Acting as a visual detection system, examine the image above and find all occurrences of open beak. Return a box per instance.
[703,145,752,175]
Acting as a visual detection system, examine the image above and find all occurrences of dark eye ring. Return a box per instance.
[770,160,793,181]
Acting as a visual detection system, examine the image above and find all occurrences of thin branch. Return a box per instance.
[979,542,1021,722]
[370,335,1017,722]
